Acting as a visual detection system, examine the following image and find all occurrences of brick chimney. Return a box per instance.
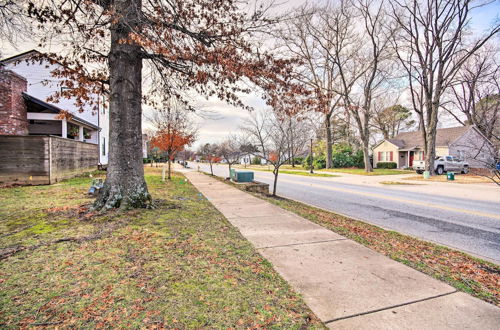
[0,69,28,135]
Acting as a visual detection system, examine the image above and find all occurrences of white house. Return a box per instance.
[0,50,109,165]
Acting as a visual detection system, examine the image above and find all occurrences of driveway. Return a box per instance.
[189,162,500,264]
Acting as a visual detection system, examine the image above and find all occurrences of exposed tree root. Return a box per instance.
[93,183,153,211]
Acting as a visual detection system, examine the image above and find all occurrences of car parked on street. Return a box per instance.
[413,156,469,175]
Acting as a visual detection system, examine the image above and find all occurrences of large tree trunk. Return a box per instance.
[423,100,439,176]
[325,112,333,169]
[425,130,437,176]
[94,0,151,210]
[424,112,439,176]
[362,136,372,173]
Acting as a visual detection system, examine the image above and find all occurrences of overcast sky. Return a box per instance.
[1,0,498,149]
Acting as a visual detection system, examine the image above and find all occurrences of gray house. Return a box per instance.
[373,126,495,169]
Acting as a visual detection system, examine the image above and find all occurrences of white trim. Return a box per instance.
[372,139,401,151]
[78,125,84,141]
[27,113,59,120]
[61,118,67,138]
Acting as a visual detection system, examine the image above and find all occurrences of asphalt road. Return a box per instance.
[189,162,500,264]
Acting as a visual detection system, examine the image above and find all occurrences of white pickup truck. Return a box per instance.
[413,155,469,175]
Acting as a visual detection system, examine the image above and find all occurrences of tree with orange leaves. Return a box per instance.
[148,98,197,180]
[150,130,195,180]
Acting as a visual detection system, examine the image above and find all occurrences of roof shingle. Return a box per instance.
[387,126,471,149]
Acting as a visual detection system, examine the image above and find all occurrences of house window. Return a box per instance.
[378,151,393,162]
[102,137,106,156]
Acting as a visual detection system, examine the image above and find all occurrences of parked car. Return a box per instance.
[413,155,469,175]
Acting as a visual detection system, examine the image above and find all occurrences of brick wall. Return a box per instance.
[0,70,28,135]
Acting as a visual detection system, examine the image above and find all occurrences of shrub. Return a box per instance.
[331,143,366,168]
[302,155,312,169]
[332,152,351,168]
[251,156,262,165]
[377,162,397,169]
[293,157,304,165]
[313,154,326,169]
[302,155,326,169]
[353,150,365,168]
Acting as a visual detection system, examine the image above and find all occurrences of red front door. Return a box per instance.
[409,152,414,167]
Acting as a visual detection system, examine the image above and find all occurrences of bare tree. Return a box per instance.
[216,136,244,177]
[197,143,217,176]
[276,3,344,168]
[285,0,397,173]
[0,1,30,47]
[391,0,500,175]
[445,46,500,146]
[334,0,398,172]
[242,111,311,196]
[177,149,195,163]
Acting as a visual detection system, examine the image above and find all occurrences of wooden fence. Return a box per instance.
[0,135,98,185]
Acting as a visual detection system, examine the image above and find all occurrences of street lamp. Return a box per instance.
[310,138,314,174]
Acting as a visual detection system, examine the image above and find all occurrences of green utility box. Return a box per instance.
[447,172,455,181]
[230,168,236,181]
[232,170,254,183]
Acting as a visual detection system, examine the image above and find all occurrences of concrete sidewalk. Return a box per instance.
[183,171,500,329]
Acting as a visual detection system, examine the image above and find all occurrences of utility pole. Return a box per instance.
[310,138,314,174]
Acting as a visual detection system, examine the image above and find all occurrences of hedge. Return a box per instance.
[376,162,397,169]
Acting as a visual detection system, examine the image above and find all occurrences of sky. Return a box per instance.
[1,0,499,149]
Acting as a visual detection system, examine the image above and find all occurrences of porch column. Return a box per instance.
[407,151,410,167]
[61,118,67,138]
[78,125,84,141]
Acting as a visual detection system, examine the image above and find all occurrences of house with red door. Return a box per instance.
[372,126,495,169]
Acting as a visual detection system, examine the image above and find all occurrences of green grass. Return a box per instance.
[0,168,323,328]
[319,168,409,175]
[235,164,408,176]
[236,167,338,178]
[379,181,422,185]
[277,170,338,177]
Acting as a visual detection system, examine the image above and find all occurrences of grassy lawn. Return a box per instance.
[236,168,338,178]
[233,164,409,176]
[379,181,423,185]
[234,166,338,178]
[319,168,410,176]
[0,168,322,328]
[404,174,493,184]
[279,170,338,177]
[211,175,500,306]
[235,164,299,171]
